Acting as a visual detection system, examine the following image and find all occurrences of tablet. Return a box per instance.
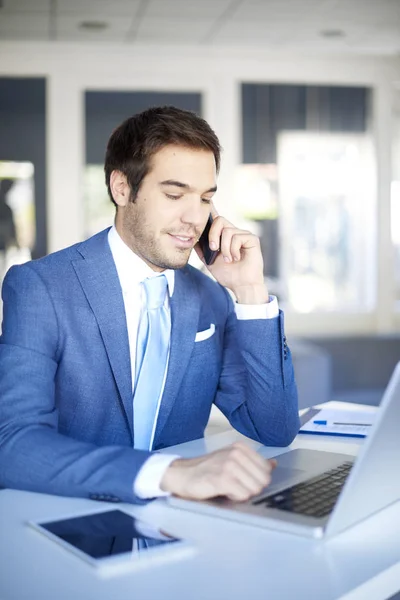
[29,508,194,575]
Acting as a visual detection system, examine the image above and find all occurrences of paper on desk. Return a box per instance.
[299,407,376,438]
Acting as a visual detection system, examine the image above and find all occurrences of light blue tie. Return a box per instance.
[133,275,170,451]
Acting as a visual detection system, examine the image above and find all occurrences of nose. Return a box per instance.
[180,197,208,230]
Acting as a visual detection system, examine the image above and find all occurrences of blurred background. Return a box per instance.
[0,0,400,417]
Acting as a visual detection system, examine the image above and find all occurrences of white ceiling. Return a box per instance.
[0,0,399,55]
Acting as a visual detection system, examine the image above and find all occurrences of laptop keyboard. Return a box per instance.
[253,461,353,518]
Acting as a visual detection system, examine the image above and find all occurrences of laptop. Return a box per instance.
[169,361,400,538]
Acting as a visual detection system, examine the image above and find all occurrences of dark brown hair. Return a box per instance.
[104,106,221,206]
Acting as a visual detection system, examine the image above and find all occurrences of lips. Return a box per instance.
[168,233,196,248]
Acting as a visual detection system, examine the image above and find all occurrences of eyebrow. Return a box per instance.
[159,180,217,194]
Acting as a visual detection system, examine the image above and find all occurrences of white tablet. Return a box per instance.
[29,508,194,576]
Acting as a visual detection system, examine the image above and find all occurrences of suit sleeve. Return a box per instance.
[213,290,300,446]
[0,265,150,504]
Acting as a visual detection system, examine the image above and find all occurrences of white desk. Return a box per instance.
[1,407,400,600]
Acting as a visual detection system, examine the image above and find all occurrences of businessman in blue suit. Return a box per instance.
[0,106,299,505]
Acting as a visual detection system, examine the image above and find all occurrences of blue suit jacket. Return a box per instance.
[0,228,299,503]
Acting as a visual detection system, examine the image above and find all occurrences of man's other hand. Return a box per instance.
[160,442,277,502]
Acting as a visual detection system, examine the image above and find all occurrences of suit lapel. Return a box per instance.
[154,267,200,443]
[71,230,133,437]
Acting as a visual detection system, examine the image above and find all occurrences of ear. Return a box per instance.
[110,170,130,207]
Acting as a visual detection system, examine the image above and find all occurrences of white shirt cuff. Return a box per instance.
[134,453,180,499]
[234,295,279,320]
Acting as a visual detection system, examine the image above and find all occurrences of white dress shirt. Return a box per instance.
[108,225,279,499]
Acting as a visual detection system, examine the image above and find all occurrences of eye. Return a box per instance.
[165,193,181,200]
[201,198,212,204]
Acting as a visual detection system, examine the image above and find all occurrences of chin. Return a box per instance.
[148,250,190,271]
[166,256,190,270]
[164,250,191,270]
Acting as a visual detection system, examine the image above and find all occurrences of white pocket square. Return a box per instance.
[195,323,215,342]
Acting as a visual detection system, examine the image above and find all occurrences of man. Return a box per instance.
[0,106,299,505]
[0,179,18,254]
[0,179,19,278]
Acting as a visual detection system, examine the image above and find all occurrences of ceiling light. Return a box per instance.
[320,29,345,39]
[79,21,109,31]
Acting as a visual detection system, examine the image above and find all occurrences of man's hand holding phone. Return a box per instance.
[195,207,269,305]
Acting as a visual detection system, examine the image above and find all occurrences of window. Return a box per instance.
[392,90,400,311]
[0,77,46,260]
[0,161,35,281]
[241,83,375,313]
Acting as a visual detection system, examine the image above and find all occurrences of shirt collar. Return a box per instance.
[108,225,175,296]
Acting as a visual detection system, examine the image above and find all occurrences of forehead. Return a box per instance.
[148,144,217,185]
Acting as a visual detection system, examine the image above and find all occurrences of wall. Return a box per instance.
[0,41,399,336]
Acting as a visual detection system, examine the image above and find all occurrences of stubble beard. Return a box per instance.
[122,207,192,271]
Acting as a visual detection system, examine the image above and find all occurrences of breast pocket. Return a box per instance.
[192,324,220,362]
[195,323,215,343]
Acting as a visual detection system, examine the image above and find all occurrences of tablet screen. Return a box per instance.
[37,509,180,560]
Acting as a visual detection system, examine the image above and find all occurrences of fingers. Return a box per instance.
[230,442,274,480]
[217,442,275,501]
[207,215,224,252]
[161,442,278,502]
[224,475,260,502]
[208,215,258,263]
[220,229,250,263]
[222,460,268,501]
[233,442,275,484]
[209,201,219,220]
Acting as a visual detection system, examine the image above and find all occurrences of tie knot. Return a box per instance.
[143,275,167,310]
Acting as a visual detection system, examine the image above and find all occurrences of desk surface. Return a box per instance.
[1,403,400,600]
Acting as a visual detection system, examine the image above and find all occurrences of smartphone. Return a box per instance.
[198,214,219,265]
[29,509,193,574]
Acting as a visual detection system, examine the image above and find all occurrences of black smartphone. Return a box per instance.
[198,214,219,265]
